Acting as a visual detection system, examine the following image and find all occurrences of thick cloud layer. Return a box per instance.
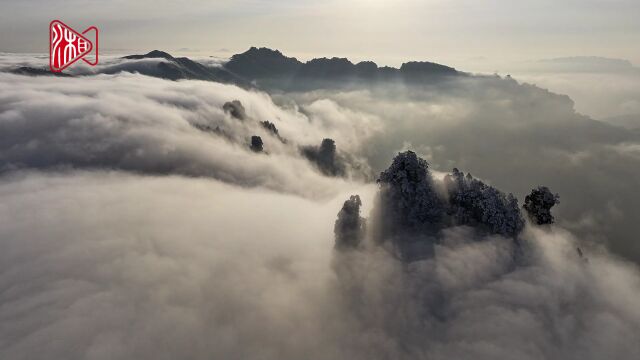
[0,171,363,360]
[280,78,640,262]
[0,171,639,360]
[1,53,640,359]
[0,71,371,198]
[0,53,226,78]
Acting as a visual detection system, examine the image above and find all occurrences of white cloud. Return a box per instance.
[1,54,640,359]
[1,171,639,359]
[0,71,371,198]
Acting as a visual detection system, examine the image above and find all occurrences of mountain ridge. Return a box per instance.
[224,47,462,89]
[123,47,464,90]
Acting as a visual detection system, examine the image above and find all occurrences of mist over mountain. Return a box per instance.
[226,47,462,90]
[1,48,640,359]
[11,66,72,77]
[121,50,248,85]
[4,47,462,91]
[536,56,638,73]
[2,49,640,260]
[602,113,640,130]
[224,47,461,90]
[489,56,640,121]
[2,49,640,259]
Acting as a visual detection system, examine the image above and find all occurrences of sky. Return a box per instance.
[1,0,639,69]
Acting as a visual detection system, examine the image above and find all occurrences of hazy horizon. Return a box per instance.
[3,47,638,120]
[2,0,639,64]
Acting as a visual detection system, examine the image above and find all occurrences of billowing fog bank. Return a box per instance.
[0,169,639,360]
[1,53,640,359]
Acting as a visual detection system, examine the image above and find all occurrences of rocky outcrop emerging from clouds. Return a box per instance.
[444,168,524,237]
[223,100,247,120]
[334,195,366,250]
[375,151,445,234]
[301,138,347,177]
[524,186,560,225]
[260,120,286,143]
[300,138,373,180]
[0,73,376,197]
[250,135,263,153]
[341,151,551,261]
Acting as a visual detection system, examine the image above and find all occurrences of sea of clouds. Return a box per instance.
[1,54,640,359]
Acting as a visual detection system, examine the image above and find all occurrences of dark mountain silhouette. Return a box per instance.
[341,151,557,261]
[121,50,248,86]
[355,61,378,77]
[224,47,464,90]
[11,66,72,77]
[225,47,302,79]
[8,48,463,90]
[297,57,356,78]
[400,61,458,76]
[123,50,176,61]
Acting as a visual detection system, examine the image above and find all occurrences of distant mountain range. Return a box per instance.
[601,113,640,131]
[536,56,638,73]
[224,47,462,89]
[122,50,248,85]
[11,66,72,77]
[122,47,464,90]
[10,47,464,90]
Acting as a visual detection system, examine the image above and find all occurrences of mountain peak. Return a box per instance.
[400,61,458,75]
[225,47,302,78]
[244,47,288,58]
[123,50,175,61]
